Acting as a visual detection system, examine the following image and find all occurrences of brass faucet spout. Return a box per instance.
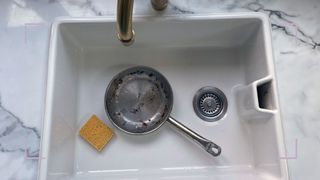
[116,0,168,46]
[117,0,134,46]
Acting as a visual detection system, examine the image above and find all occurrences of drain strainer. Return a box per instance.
[193,87,227,122]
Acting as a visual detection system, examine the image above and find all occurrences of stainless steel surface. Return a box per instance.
[193,87,228,122]
[168,117,221,156]
[199,93,222,115]
[105,66,173,134]
[116,0,168,46]
[105,66,221,157]
[151,0,168,11]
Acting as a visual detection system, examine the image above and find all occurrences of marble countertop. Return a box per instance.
[0,0,319,179]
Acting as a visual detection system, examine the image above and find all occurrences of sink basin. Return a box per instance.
[39,14,288,180]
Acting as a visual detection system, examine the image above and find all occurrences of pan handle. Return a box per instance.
[167,116,221,157]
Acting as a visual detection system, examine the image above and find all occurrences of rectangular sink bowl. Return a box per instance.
[39,14,288,180]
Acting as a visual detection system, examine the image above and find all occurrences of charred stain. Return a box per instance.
[137,70,144,75]
[117,78,123,85]
[114,112,121,116]
[130,108,139,114]
[161,112,166,118]
[111,89,117,98]
[129,102,144,114]
[150,86,155,92]
[165,93,170,99]
[148,95,154,102]
[154,82,160,90]
[164,105,168,112]
[160,105,169,118]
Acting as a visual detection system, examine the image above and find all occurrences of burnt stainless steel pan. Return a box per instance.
[105,66,221,156]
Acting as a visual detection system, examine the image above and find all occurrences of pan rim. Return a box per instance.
[104,65,173,135]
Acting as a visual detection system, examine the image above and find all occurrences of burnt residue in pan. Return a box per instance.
[155,120,161,125]
[114,111,121,117]
[106,67,173,134]
[130,102,144,114]
[121,121,127,126]
[117,78,123,85]
[142,122,148,127]
[111,78,123,99]
[161,105,169,118]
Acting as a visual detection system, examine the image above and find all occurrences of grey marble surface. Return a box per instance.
[0,0,319,179]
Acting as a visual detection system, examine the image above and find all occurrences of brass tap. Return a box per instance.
[117,0,168,46]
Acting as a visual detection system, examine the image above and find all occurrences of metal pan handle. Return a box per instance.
[167,116,221,157]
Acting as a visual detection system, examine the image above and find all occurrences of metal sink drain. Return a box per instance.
[193,87,227,122]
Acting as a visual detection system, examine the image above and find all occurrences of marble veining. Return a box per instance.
[0,101,40,155]
[246,2,320,49]
[0,0,319,179]
[0,97,40,179]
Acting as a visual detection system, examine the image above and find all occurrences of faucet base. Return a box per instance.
[118,31,135,46]
[117,0,167,46]
[151,0,168,11]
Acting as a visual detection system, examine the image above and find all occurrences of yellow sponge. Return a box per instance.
[79,115,114,151]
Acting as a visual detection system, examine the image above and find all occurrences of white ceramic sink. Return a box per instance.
[39,13,288,180]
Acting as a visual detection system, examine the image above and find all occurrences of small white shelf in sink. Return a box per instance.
[39,13,288,180]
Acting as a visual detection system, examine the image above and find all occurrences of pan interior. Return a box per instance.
[105,67,173,134]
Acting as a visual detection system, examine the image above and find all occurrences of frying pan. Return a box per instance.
[104,66,221,156]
